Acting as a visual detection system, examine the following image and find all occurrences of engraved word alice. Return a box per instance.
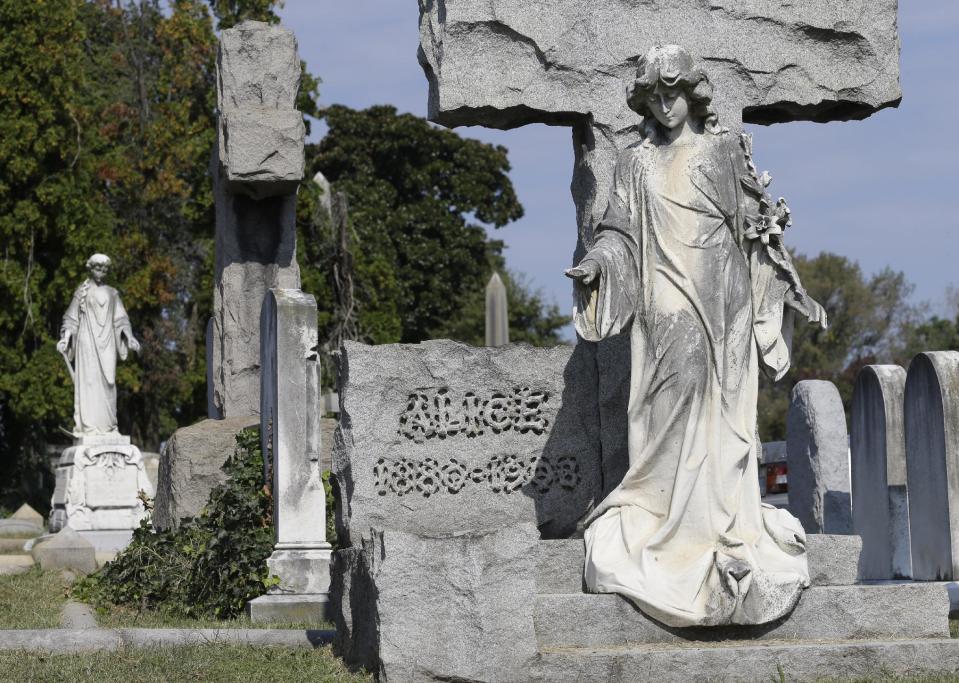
[398,387,549,443]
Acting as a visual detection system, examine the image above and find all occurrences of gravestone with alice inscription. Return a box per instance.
[332,340,603,680]
[332,340,602,545]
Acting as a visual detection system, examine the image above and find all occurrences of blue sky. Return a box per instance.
[277,2,959,331]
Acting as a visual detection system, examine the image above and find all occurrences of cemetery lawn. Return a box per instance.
[0,566,70,628]
[93,603,333,630]
[0,645,371,682]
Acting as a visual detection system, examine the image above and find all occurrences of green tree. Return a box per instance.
[758,252,915,440]
[207,0,279,29]
[0,0,112,500]
[308,105,569,347]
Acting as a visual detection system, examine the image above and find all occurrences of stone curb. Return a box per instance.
[0,628,335,653]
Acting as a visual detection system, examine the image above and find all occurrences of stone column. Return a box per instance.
[851,365,910,580]
[248,288,331,622]
[905,351,959,581]
[786,380,852,535]
[211,20,305,418]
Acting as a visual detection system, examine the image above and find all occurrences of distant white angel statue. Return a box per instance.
[57,253,140,436]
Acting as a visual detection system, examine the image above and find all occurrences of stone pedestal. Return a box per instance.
[248,547,332,622]
[49,433,153,552]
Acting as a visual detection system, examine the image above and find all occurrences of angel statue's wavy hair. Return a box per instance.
[86,253,111,270]
[626,45,721,137]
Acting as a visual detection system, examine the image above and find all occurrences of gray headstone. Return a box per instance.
[851,364,910,580]
[333,523,539,681]
[787,380,852,535]
[332,340,602,545]
[248,289,331,622]
[904,351,959,581]
[11,504,43,526]
[32,527,96,574]
[211,20,304,418]
[484,272,509,347]
[153,415,258,530]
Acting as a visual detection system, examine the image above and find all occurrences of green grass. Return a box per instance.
[0,566,70,628]
[951,618,959,639]
[0,645,371,682]
[93,603,333,630]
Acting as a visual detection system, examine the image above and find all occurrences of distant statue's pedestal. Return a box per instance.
[50,433,154,553]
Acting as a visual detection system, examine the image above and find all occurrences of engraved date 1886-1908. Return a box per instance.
[374,453,580,498]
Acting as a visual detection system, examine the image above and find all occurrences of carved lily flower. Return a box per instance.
[744,214,785,245]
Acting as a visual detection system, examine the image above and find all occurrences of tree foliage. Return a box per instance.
[306,105,569,349]
[0,1,570,506]
[0,0,299,504]
[758,252,918,440]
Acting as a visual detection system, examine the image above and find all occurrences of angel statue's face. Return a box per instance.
[89,262,109,284]
[646,84,690,130]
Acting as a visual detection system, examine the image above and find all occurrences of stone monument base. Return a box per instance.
[334,531,956,682]
[247,547,332,623]
[247,594,330,623]
[49,433,153,554]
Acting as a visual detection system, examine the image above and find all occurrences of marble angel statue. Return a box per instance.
[566,45,827,628]
[57,253,140,436]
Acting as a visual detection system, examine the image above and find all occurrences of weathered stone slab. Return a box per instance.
[535,535,860,595]
[153,415,257,530]
[532,638,959,683]
[535,582,949,648]
[333,340,602,544]
[32,527,97,574]
[333,524,539,682]
[787,380,852,534]
[211,20,304,418]
[851,364,910,580]
[905,351,959,581]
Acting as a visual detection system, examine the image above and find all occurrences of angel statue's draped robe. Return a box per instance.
[61,280,134,435]
[573,127,816,628]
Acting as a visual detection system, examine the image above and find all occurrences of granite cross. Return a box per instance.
[418,0,900,481]
[419,0,900,250]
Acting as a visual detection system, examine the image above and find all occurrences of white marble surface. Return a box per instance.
[567,46,825,628]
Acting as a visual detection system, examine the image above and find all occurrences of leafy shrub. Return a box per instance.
[74,428,276,619]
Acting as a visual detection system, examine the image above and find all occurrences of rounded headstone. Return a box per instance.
[904,351,959,581]
[850,365,909,579]
[786,380,852,535]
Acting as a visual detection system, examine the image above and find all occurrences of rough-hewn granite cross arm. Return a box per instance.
[418,0,901,242]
